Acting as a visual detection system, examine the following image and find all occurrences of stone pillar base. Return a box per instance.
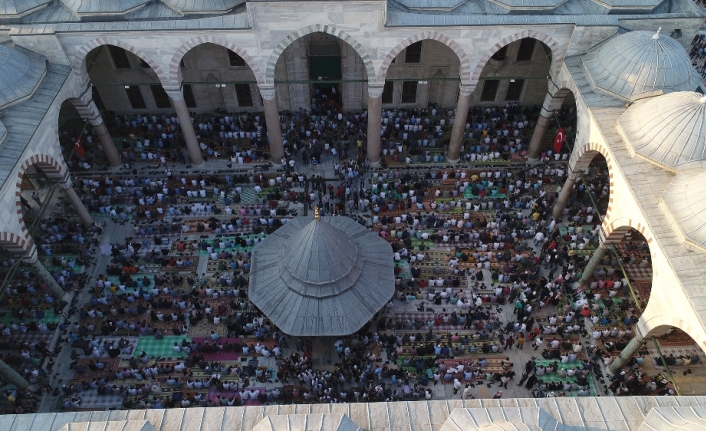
[369,160,381,169]
[447,158,460,165]
[525,157,540,165]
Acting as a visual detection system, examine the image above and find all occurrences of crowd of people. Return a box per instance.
[1,91,688,414]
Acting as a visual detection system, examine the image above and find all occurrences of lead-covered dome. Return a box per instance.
[161,0,243,13]
[582,30,702,102]
[249,215,395,336]
[661,172,706,251]
[0,0,52,17]
[0,45,46,110]
[617,91,706,171]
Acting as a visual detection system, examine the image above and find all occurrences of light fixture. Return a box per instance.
[124,85,130,89]
[510,79,515,83]
[418,80,428,84]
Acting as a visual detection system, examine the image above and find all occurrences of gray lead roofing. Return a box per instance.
[249,215,395,337]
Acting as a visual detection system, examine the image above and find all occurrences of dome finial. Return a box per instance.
[700,95,706,104]
[314,206,320,221]
[652,27,661,40]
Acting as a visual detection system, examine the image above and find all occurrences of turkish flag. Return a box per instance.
[553,127,565,154]
[74,137,85,158]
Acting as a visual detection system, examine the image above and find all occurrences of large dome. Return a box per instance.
[0,45,46,110]
[582,30,701,102]
[661,172,706,251]
[617,91,706,171]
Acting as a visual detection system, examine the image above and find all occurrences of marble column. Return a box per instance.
[527,111,552,162]
[23,248,67,301]
[167,89,204,166]
[367,84,385,167]
[0,359,28,390]
[91,120,122,168]
[259,86,284,162]
[447,84,475,164]
[552,172,578,220]
[608,330,645,375]
[59,174,93,227]
[71,98,122,167]
[579,241,610,285]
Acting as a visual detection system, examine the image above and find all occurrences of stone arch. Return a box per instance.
[265,24,376,85]
[15,154,68,243]
[169,36,265,87]
[471,30,562,84]
[377,31,472,84]
[0,232,31,255]
[639,313,706,349]
[568,141,616,222]
[601,217,655,248]
[73,37,170,87]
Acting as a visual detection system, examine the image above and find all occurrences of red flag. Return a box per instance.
[74,137,85,158]
[553,127,565,154]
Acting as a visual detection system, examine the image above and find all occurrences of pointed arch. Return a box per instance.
[72,37,170,87]
[265,24,375,85]
[169,35,265,86]
[471,29,562,83]
[377,31,472,84]
[15,154,68,244]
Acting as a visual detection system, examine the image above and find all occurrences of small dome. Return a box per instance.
[0,45,46,110]
[59,0,151,15]
[617,91,706,171]
[661,172,706,251]
[0,0,52,17]
[582,30,701,102]
[282,218,359,290]
[160,0,243,13]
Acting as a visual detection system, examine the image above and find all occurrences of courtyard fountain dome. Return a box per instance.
[0,44,47,110]
[617,91,706,171]
[582,29,702,102]
[249,213,395,337]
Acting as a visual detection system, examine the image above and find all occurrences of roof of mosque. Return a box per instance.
[661,171,706,251]
[0,61,69,200]
[161,0,244,13]
[251,414,363,431]
[0,44,47,110]
[0,121,6,146]
[617,91,706,171]
[590,0,663,8]
[249,215,395,336]
[59,0,152,15]
[9,398,706,431]
[582,30,702,102]
[0,0,52,17]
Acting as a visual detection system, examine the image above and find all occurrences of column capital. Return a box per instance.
[22,251,38,265]
[540,107,554,118]
[598,241,612,251]
[258,85,276,101]
[459,84,476,97]
[164,86,184,101]
[567,171,579,181]
[58,171,73,190]
[368,83,385,99]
